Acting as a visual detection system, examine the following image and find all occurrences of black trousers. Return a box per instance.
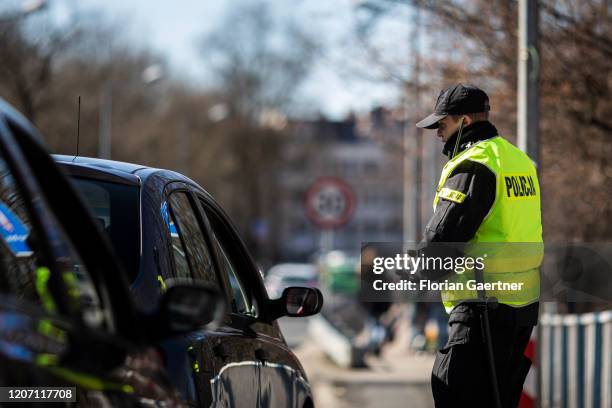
[431,302,538,408]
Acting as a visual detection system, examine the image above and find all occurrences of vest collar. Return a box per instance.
[443,121,499,159]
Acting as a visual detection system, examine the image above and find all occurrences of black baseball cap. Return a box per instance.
[416,84,490,129]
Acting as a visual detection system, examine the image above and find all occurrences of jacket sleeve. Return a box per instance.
[415,160,496,281]
[424,159,496,243]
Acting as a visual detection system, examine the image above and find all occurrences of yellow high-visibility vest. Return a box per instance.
[433,136,543,312]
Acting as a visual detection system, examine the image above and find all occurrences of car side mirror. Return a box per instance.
[281,287,323,317]
[160,281,224,334]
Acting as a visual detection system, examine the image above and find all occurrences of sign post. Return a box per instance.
[304,178,356,252]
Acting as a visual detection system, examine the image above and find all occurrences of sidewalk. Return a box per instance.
[294,320,436,408]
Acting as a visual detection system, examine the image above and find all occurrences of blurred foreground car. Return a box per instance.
[54,152,323,407]
[0,98,223,406]
[265,263,319,299]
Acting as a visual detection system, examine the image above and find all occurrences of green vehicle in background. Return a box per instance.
[319,251,360,296]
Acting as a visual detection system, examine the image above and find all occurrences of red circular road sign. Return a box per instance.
[305,177,356,229]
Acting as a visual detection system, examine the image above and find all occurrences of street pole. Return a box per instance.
[320,229,334,253]
[98,85,112,159]
[518,1,541,406]
[402,3,423,374]
[179,116,191,174]
[412,4,422,243]
[98,64,164,160]
[517,0,540,165]
[403,3,422,244]
[403,96,413,244]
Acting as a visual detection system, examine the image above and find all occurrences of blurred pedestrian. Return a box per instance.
[409,302,448,352]
[416,84,542,407]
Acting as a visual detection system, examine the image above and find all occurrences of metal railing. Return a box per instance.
[539,310,612,408]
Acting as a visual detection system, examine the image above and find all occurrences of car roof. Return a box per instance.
[54,155,149,174]
[53,155,214,200]
[53,155,149,185]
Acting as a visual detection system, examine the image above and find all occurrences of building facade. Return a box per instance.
[276,110,407,261]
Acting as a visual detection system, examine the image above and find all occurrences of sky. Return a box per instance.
[43,0,402,120]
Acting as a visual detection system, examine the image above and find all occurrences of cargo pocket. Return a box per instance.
[431,345,454,405]
[444,304,476,348]
[433,303,477,396]
[432,346,452,384]
[433,342,480,406]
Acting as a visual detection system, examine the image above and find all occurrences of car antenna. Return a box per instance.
[72,96,80,163]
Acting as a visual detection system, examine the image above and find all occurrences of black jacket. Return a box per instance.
[421,121,539,323]
[424,121,497,243]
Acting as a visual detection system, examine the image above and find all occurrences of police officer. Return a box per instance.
[416,84,542,408]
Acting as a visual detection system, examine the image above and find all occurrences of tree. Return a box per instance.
[197,1,318,260]
[0,19,74,123]
[354,0,612,241]
[199,1,317,122]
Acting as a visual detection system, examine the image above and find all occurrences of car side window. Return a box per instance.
[163,201,191,280]
[166,192,219,288]
[197,199,258,317]
[213,236,256,317]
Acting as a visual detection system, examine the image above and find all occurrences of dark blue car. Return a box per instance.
[0,98,225,406]
[54,154,322,407]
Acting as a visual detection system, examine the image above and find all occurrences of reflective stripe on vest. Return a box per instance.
[433,136,543,312]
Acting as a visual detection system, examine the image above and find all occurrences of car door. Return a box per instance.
[196,194,314,408]
[0,99,214,407]
[161,183,260,407]
[0,100,138,404]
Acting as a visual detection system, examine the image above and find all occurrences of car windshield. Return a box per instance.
[70,177,140,281]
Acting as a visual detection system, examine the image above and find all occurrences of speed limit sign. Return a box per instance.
[305,178,356,229]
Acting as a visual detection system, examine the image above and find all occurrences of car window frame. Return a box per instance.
[165,191,200,280]
[212,230,257,317]
[161,183,230,302]
[0,103,138,340]
[0,114,71,316]
[194,193,279,331]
